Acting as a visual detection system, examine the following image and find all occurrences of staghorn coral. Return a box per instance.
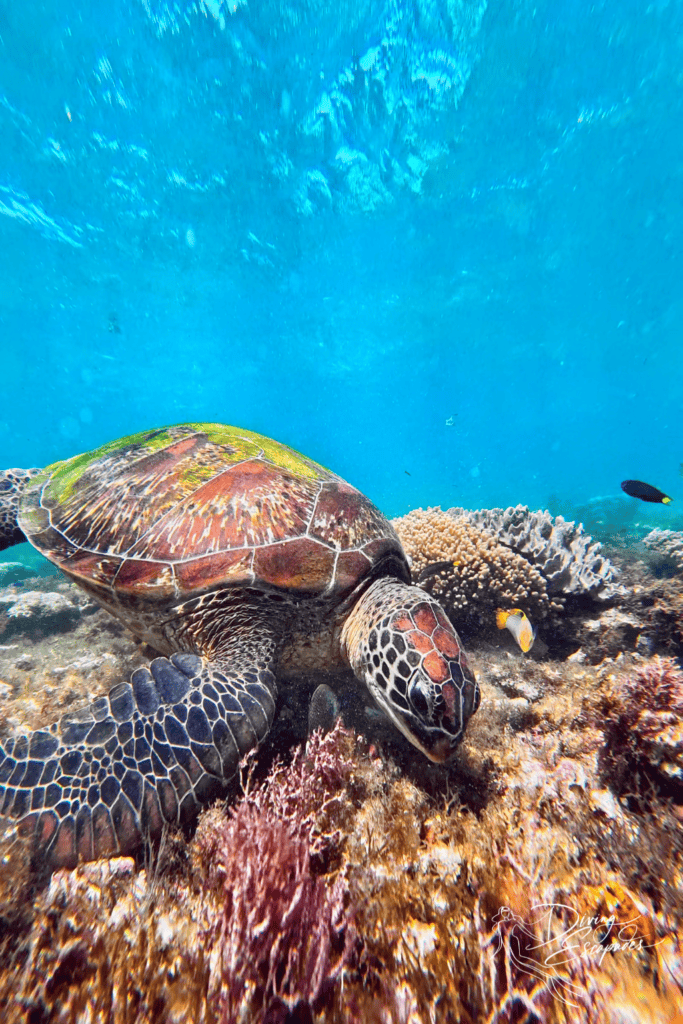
[643,528,683,572]
[449,504,622,601]
[603,655,683,785]
[392,506,552,621]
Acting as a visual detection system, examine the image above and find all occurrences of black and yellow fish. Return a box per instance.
[620,480,672,504]
[496,608,535,653]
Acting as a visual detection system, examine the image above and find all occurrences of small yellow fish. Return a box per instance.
[496,608,535,653]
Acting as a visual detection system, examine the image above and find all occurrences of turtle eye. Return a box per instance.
[408,679,431,720]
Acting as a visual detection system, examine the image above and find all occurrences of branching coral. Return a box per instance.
[392,506,552,622]
[603,655,683,784]
[450,504,622,601]
[643,528,683,572]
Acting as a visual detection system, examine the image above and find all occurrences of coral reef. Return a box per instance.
[643,528,683,572]
[332,643,683,1023]
[391,504,623,640]
[602,655,683,788]
[392,507,552,622]
[1,542,683,1023]
[0,725,359,1024]
[1,645,682,1023]
[450,504,622,602]
[0,588,92,635]
[0,561,35,586]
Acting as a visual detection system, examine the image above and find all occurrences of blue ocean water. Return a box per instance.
[1,0,682,530]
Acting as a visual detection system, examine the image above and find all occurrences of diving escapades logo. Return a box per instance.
[489,902,662,1008]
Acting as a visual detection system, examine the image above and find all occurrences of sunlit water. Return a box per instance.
[1,0,682,534]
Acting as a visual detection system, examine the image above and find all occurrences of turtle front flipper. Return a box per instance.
[0,650,278,870]
[0,469,41,551]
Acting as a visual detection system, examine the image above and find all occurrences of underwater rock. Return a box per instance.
[449,503,622,602]
[486,662,541,702]
[574,606,643,662]
[12,652,35,671]
[642,579,683,660]
[643,528,683,572]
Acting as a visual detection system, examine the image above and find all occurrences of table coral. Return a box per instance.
[450,504,622,601]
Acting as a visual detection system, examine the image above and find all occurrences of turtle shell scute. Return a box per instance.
[18,423,406,601]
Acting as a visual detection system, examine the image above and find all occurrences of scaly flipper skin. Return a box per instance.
[0,469,40,551]
[0,643,278,870]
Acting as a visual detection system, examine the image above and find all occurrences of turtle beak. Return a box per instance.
[424,735,456,764]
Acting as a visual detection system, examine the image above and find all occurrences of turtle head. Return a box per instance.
[341,578,480,762]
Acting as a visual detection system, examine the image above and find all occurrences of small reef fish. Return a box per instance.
[620,479,672,504]
[496,608,535,653]
[417,560,460,583]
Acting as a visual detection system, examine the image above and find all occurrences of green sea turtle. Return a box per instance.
[0,423,479,869]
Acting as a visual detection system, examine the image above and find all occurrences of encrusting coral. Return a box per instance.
[450,504,622,601]
[392,507,552,622]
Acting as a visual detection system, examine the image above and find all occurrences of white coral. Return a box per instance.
[448,504,621,599]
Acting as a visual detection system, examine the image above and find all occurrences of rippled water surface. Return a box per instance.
[1,0,682,520]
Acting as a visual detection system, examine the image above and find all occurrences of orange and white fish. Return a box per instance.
[496,608,535,653]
